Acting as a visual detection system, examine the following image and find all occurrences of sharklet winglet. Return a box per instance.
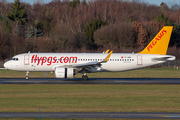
[104,50,113,62]
[105,49,110,53]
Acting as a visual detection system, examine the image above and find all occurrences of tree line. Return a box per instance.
[1,0,180,60]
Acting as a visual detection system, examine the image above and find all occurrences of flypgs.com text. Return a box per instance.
[147,29,167,51]
[31,55,77,66]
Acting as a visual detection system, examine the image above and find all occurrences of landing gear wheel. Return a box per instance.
[25,76,29,80]
[82,75,88,80]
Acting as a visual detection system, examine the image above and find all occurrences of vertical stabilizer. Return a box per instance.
[138,26,173,55]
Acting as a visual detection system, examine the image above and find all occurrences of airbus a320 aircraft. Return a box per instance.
[4,26,175,80]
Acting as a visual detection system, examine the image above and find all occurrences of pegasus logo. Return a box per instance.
[147,29,167,51]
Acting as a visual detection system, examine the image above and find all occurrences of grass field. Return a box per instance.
[0,84,180,113]
[0,67,180,78]
[0,67,180,120]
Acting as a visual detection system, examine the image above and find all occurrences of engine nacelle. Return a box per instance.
[55,67,75,78]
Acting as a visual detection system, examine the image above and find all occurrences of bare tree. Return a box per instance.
[94,22,135,50]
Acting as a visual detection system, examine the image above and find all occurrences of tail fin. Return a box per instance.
[138,26,173,55]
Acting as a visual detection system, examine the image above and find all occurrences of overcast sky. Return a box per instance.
[5,0,180,7]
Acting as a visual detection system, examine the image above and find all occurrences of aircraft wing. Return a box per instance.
[72,61,99,68]
[72,50,113,68]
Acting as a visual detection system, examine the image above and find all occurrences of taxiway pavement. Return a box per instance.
[0,78,180,84]
[0,112,180,119]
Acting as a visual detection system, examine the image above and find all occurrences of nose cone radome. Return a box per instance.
[4,61,9,69]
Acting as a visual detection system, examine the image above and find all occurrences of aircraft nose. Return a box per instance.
[4,61,9,69]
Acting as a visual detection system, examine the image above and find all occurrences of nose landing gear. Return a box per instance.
[26,71,29,80]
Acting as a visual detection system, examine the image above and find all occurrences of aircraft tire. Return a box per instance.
[25,76,29,80]
[82,75,88,80]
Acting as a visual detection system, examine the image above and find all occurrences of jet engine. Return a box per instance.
[55,67,75,78]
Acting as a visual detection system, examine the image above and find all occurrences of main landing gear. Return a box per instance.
[82,74,88,80]
[26,71,29,80]
[81,69,88,80]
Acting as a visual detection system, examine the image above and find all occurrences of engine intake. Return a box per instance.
[55,67,74,78]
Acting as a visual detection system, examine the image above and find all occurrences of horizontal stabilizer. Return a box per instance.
[152,56,175,62]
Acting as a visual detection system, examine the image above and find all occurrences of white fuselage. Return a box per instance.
[4,53,175,72]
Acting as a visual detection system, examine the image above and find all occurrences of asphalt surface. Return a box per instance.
[0,78,180,84]
[0,112,180,119]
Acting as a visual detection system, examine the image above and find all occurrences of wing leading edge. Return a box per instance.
[72,50,113,68]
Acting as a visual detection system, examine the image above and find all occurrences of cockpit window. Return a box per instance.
[10,58,18,61]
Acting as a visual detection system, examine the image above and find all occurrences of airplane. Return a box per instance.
[3,26,175,80]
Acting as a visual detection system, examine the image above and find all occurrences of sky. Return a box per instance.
[5,0,180,6]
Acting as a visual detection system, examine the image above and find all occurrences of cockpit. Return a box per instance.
[10,58,19,61]
[4,57,19,70]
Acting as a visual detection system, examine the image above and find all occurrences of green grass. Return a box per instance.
[0,67,180,78]
[0,68,180,114]
[0,84,180,112]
